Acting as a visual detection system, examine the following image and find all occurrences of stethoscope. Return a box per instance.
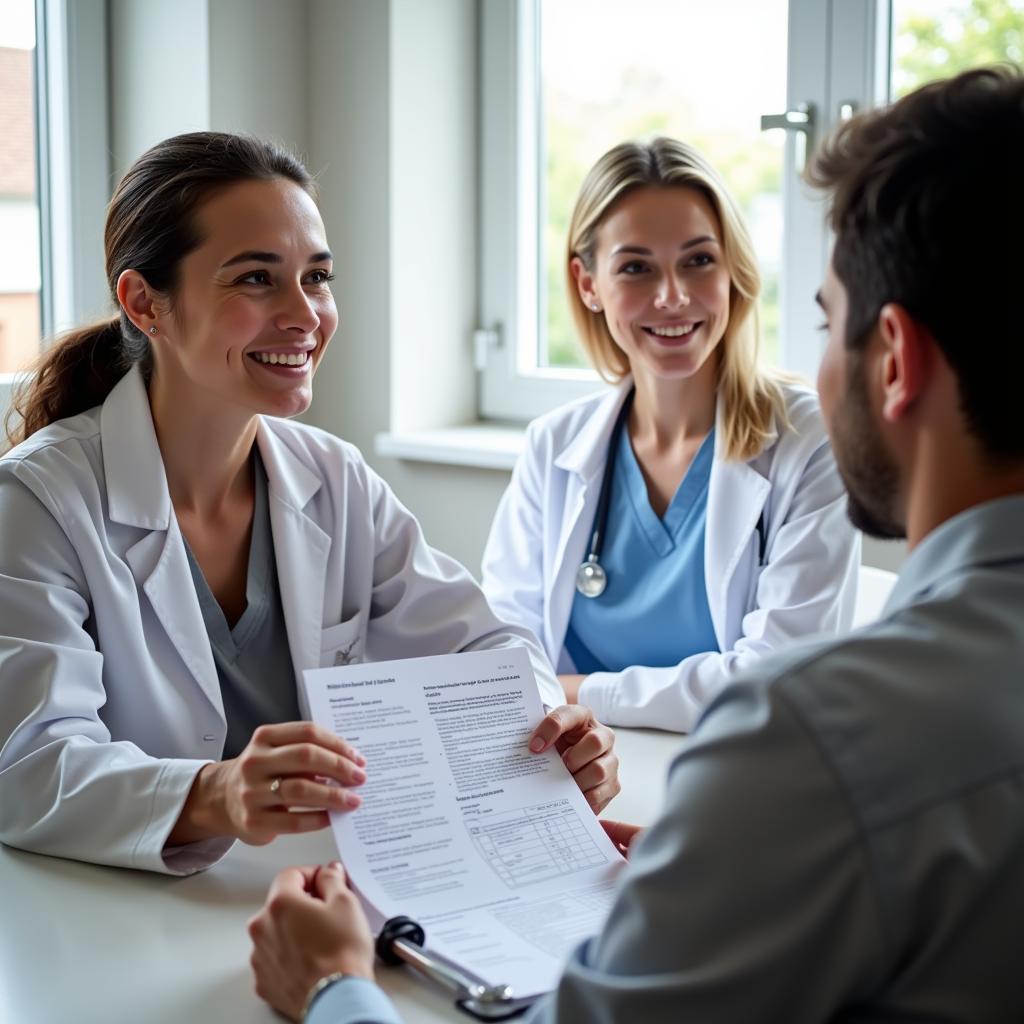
[575,388,636,599]
[575,388,768,599]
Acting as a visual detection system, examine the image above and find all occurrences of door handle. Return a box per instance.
[760,102,816,172]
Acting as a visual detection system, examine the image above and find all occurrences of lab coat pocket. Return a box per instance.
[320,612,365,668]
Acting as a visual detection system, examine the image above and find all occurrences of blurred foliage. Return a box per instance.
[893,0,1023,96]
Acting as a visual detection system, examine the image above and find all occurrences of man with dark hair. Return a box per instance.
[248,67,1024,1023]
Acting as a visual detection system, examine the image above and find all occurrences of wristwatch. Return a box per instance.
[302,972,354,1021]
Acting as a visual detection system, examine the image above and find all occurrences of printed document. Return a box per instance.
[303,646,626,998]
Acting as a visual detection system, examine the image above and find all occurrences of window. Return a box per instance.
[0,1,42,378]
[0,0,110,423]
[479,0,878,420]
[478,0,1021,422]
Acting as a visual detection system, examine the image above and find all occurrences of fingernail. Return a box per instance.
[345,792,361,809]
[351,768,366,784]
[529,737,545,753]
[352,749,366,766]
[329,860,342,870]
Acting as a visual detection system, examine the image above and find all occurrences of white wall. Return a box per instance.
[109,0,211,171]
[388,0,478,434]
[208,0,309,154]
[109,0,308,174]
[305,0,507,576]
[303,0,390,460]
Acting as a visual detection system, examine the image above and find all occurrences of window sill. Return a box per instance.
[375,422,526,471]
[0,374,18,420]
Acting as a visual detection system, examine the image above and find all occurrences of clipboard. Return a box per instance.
[376,916,537,1020]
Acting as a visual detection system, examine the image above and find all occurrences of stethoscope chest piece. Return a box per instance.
[575,557,608,598]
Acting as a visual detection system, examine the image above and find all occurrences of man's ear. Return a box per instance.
[570,256,601,312]
[116,270,161,337]
[877,302,934,423]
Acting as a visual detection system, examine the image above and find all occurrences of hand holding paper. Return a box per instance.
[170,721,367,847]
[528,704,620,813]
[301,646,627,1001]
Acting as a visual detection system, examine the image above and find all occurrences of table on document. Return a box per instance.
[467,798,608,887]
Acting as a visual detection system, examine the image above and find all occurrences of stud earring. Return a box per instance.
[149,326,157,335]
[590,302,601,312]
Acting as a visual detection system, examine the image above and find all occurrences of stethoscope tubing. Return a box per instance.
[576,388,636,598]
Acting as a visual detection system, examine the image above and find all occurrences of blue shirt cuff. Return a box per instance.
[306,976,404,1024]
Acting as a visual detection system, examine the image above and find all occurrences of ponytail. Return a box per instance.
[5,315,146,449]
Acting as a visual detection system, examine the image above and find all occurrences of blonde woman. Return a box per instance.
[482,137,859,732]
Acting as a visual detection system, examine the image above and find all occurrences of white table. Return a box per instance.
[0,728,683,1024]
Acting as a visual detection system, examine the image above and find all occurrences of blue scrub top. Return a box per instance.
[564,426,719,673]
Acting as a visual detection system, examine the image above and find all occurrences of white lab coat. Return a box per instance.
[481,380,860,732]
[0,366,561,874]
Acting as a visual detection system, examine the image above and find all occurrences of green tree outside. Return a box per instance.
[894,0,1023,96]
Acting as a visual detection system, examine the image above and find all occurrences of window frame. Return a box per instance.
[36,0,111,340]
[477,0,603,423]
[3,0,109,422]
[476,0,890,421]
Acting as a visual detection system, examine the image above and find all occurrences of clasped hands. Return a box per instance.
[170,704,619,847]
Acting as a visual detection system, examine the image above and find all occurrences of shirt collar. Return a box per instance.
[884,494,1024,616]
[555,379,634,480]
[255,418,322,511]
[102,364,173,530]
[554,375,785,481]
[101,364,322,529]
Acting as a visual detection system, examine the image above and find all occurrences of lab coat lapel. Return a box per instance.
[547,382,632,657]
[257,422,331,720]
[128,524,224,716]
[704,401,774,648]
[103,367,223,715]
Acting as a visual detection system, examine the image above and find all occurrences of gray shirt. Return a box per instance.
[185,453,299,759]
[310,493,1024,1023]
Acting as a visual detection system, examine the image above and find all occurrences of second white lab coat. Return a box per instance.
[481,380,860,732]
[0,366,561,874]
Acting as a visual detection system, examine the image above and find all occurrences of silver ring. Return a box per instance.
[270,777,282,795]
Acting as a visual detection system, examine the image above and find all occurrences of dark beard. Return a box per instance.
[832,356,906,540]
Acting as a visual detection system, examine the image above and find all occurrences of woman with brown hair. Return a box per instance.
[482,137,860,732]
[0,132,617,874]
